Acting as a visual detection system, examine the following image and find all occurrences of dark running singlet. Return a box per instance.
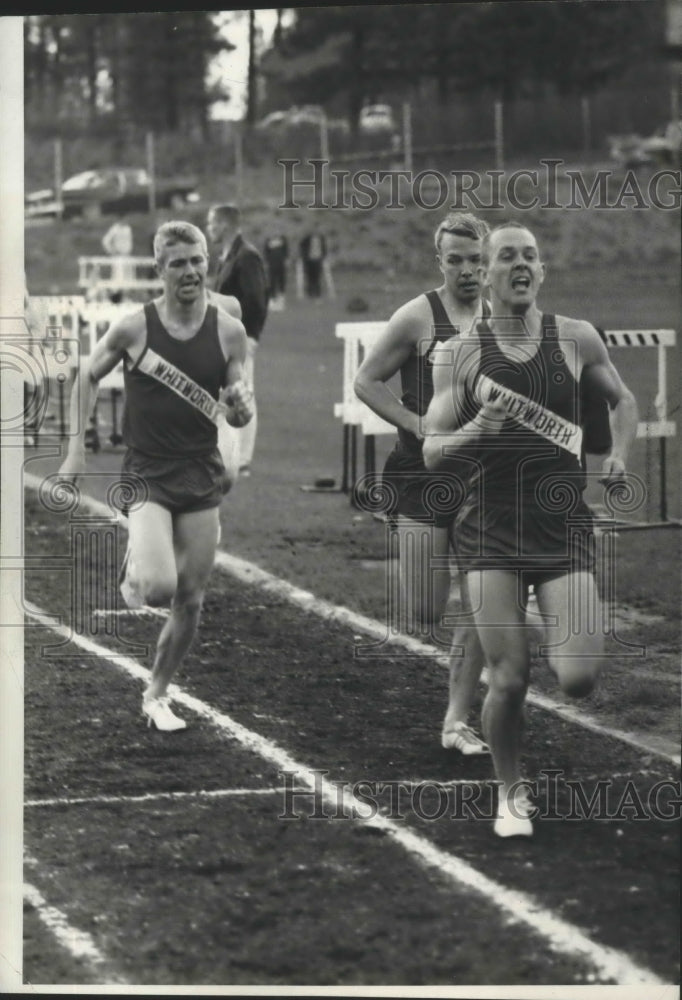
[468,313,585,504]
[397,290,491,454]
[123,303,226,459]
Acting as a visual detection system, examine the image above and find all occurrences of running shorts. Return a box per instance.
[381,441,466,529]
[120,446,226,515]
[453,496,597,583]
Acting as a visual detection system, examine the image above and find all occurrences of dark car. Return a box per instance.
[25,167,200,220]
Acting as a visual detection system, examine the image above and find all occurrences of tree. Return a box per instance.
[24,12,234,137]
[259,0,664,114]
[246,9,258,126]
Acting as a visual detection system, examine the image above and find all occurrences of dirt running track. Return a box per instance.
[22,492,679,988]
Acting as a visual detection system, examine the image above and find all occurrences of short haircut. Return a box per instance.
[434,212,489,252]
[153,221,207,263]
[209,203,241,226]
[481,220,537,265]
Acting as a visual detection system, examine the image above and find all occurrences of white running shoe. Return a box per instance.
[494,787,535,838]
[441,723,490,755]
[142,696,187,732]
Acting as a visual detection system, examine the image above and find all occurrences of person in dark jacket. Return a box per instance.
[263,232,289,310]
[299,225,327,299]
[206,203,268,475]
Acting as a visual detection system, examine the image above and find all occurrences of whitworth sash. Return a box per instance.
[478,373,583,459]
[136,347,226,427]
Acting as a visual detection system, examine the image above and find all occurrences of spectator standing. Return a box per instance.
[101,213,134,302]
[206,203,268,477]
[299,224,327,299]
[263,231,289,311]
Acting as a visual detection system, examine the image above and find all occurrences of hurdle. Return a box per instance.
[334,322,395,493]
[78,256,163,297]
[79,301,136,449]
[26,295,85,443]
[604,329,677,524]
[25,296,134,451]
[335,321,678,523]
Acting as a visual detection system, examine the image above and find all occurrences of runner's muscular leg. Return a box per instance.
[534,571,603,698]
[125,501,176,606]
[146,506,220,700]
[394,517,451,630]
[442,570,486,735]
[470,570,530,790]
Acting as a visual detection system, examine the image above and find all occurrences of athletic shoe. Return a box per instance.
[441,723,490,755]
[118,546,143,610]
[142,696,187,732]
[494,787,535,838]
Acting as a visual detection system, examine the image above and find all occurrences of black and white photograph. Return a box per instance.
[1,1,681,994]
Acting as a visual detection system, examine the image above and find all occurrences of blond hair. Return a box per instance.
[153,221,207,263]
[434,212,490,252]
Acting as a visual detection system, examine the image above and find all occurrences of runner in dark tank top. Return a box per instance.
[423,221,638,837]
[58,221,254,733]
[354,212,492,756]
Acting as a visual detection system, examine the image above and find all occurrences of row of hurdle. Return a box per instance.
[20,297,679,522]
[24,295,136,450]
[77,256,163,298]
[333,321,678,523]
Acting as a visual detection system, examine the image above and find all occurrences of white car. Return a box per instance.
[256,106,349,134]
[359,104,395,133]
[255,111,290,130]
[609,120,682,168]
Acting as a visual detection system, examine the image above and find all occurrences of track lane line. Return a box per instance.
[23,600,668,986]
[23,865,127,985]
[25,787,303,809]
[24,475,680,767]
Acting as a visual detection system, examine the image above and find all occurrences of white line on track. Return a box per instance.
[92,607,166,619]
[24,771,677,811]
[25,787,303,809]
[23,599,668,986]
[25,782,494,811]
[24,475,679,767]
[23,869,127,985]
[208,551,681,767]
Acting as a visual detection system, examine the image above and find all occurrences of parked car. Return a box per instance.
[255,110,290,130]
[25,167,200,220]
[255,105,350,134]
[608,120,682,169]
[359,104,395,133]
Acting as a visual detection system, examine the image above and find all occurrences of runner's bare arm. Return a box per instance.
[422,337,505,469]
[353,299,424,437]
[576,321,638,480]
[58,312,143,481]
[217,312,254,428]
[209,290,242,321]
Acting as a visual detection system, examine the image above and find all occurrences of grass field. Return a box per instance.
[17,174,682,988]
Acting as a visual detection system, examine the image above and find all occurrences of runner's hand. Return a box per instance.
[404,411,424,441]
[599,454,626,485]
[477,394,507,431]
[480,397,507,422]
[474,377,507,428]
[223,380,254,428]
